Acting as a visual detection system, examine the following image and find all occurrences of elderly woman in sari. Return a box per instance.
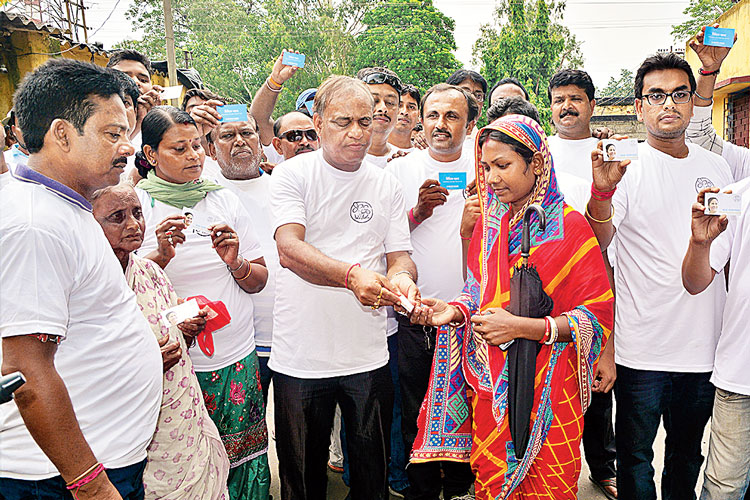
[92,181,230,500]
[409,114,614,498]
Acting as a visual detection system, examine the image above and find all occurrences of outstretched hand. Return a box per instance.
[592,138,630,192]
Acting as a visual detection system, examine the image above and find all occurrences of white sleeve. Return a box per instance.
[263,143,284,165]
[384,179,413,254]
[0,226,75,338]
[685,105,724,156]
[231,194,264,262]
[723,142,750,183]
[611,174,628,237]
[710,225,733,273]
[269,163,307,233]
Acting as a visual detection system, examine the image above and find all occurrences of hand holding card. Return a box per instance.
[703,26,735,48]
[281,51,306,68]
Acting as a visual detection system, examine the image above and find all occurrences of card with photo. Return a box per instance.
[160,299,200,327]
[182,208,216,237]
[704,192,742,216]
[603,139,638,161]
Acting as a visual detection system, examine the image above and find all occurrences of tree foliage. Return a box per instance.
[472,0,582,130]
[353,0,461,92]
[671,0,735,42]
[599,68,635,98]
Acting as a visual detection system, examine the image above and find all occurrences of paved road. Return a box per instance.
[265,387,710,499]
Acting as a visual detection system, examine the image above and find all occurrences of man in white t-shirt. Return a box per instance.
[270,111,319,163]
[386,83,477,499]
[269,75,419,500]
[546,68,618,497]
[682,180,750,499]
[586,53,734,500]
[388,84,421,153]
[357,67,404,168]
[206,115,280,402]
[0,59,162,500]
[685,25,749,183]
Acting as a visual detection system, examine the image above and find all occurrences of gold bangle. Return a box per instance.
[237,261,253,281]
[65,462,101,487]
[585,203,615,224]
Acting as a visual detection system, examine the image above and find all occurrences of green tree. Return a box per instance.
[671,0,735,42]
[600,68,635,98]
[472,0,583,130]
[353,0,461,91]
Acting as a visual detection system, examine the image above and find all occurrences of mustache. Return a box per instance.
[373,113,391,122]
[112,156,128,167]
[559,109,579,119]
[295,144,315,154]
[432,127,451,138]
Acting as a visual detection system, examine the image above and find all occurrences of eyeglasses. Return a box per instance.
[361,72,404,94]
[641,90,693,106]
[280,129,318,142]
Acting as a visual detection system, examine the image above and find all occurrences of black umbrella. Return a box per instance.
[507,204,554,459]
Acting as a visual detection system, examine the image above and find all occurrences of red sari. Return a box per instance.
[411,115,613,498]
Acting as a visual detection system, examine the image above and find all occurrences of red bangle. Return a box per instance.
[591,185,616,201]
[408,208,421,226]
[460,235,471,241]
[66,463,105,490]
[345,263,360,289]
[540,317,551,344]
[699,67,720,76]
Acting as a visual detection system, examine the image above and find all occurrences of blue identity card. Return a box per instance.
[439,172,467,190]
[218,104,248,123]
[282,51,306,68]
[704,27,735,48]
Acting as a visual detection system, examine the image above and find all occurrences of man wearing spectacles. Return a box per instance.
[357,67,404,168]
[271,111,320,163]
[586,52,734,500]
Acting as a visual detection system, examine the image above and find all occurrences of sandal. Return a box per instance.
[589,475,617,500]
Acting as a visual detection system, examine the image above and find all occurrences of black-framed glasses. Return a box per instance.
[280,129,318,142]
[361,72,404,94]
[641,90,693,106]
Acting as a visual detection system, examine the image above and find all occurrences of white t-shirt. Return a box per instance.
[3,144,28,170]
[686,105,750,182]
[268,150,412,378]
[0,168,162,480]
[214,172,278,355]
[708,176,750,395]
[0,169,12,190]
[365,144,395,169]
[263,143,284,165]
[610,142,733,372]
[547,135,598,182]
[386,149,474,301]
[202,156,222,181]
[556,171,589,214]
[137,187,264,371]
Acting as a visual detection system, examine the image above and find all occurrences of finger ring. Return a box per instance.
[166,230,173,236]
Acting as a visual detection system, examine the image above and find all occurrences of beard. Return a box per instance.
[220,149,264,180]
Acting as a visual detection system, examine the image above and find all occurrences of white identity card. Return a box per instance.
[399,295,415,313]
[160,298,200,327]
[603,139,638,161]
[182,207,215,237]
[160,85,184,100]
[704,192,742,216]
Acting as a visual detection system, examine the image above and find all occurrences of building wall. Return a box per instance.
[685,0,750,140]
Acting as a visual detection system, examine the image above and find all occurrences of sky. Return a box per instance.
[82,0,694,91]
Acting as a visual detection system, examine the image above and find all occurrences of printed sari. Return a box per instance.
[411,115,614,498]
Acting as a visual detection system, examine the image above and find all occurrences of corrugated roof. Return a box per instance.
[0,10,110,56]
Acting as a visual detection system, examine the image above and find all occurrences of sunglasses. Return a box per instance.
[280,129,318,142]
[361,72,404,94]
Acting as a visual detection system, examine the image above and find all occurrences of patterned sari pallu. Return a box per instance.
[411,115,614,499]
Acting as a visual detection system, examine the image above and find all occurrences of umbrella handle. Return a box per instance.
[521,204,547,260]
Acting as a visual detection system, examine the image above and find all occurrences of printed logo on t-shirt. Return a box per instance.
[350,201,373,223]
[695,177,715,193]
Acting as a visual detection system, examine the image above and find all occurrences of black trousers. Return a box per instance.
[583,389,617,481]
[397,316,475,500]
[274,365,393,500]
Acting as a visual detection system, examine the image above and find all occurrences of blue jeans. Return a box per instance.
[257,353,273,404]
[615,365,714,500]
[0,459,147,499]
[700,388,750,500]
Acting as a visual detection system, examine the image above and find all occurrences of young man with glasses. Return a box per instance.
[357,67,404,168]
[586,52,733,500]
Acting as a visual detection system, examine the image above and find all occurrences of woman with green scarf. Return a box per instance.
[135,106,271,499]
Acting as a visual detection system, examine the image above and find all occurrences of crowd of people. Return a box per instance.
[0,21,748,500]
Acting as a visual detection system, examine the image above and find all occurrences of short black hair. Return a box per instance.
[113,70,141,106]
[634,52,696,99]
[421,83,479,123]
[606,143,616,151]
[107,49,153,75]
[181,88,221,111]
[446,69,488,95]
[548,69,595,102]
[13,59,126,154]
[487,96,541,124]
[401,85,421,109]
[135,106,197,177]
[489,77,529,101]
[273,110,311,138]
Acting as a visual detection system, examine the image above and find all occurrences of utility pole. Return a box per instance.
[162,0,179,105]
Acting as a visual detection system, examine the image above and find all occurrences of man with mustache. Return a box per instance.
[0,59,162,500]
[206,116,281,402]
[385,83,478,500]
[357,67,404,167]
[271,111,320,163]
[586,52,734,500]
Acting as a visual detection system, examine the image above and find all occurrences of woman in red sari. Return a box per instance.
[409,114,613,498]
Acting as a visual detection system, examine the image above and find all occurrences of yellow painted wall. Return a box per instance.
[685,0,750,138]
